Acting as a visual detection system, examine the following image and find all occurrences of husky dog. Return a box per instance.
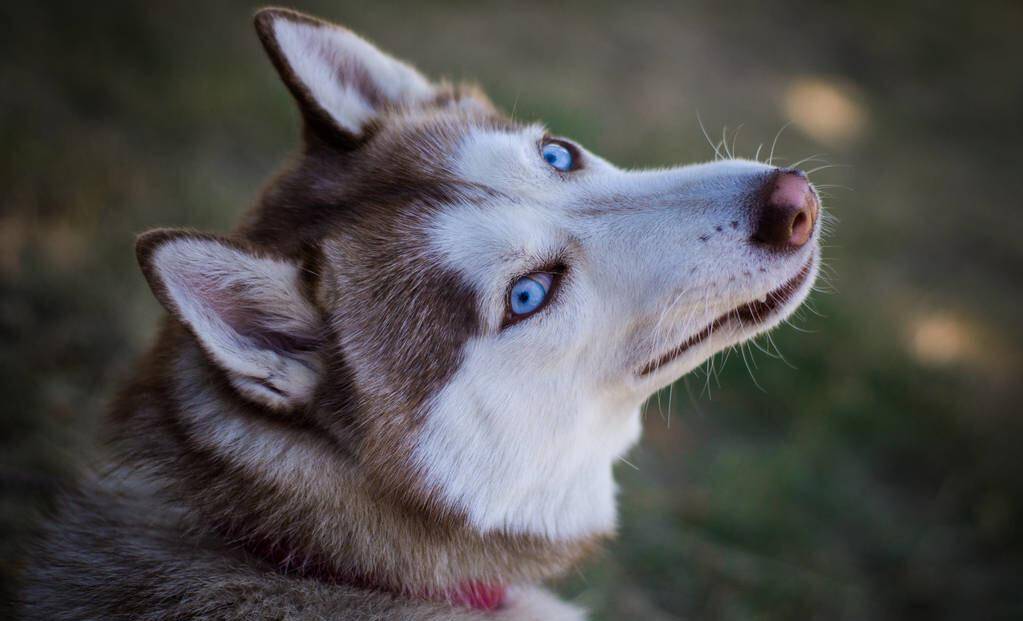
[20,7,822,620]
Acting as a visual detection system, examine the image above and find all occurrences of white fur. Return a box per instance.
[412,126,820,539]
[416,339,643,538]
[151,238,321,410]
[499,586,588,621]
[271,17,433,134]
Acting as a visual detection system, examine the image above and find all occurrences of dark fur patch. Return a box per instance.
[21,10,602,617]
[239,111,522,515]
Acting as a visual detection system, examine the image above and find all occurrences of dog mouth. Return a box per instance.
[639,257,814,376]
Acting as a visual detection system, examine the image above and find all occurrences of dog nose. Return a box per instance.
[752,169,819,249]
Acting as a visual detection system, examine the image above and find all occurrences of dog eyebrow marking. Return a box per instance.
[453,124,549,193]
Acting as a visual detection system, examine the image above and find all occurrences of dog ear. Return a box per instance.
[137,229,322,411]
[254,7,435,143]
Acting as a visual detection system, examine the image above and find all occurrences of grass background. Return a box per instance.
[2,1,1022,618]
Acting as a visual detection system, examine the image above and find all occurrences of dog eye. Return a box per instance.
[509,272,554,317]
[541,142,574,172]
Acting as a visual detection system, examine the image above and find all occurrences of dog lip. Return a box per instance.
[638,256,814,376]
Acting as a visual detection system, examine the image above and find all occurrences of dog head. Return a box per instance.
[137,8,821,542]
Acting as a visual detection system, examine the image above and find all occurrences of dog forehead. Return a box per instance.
[454,124,550,193]
[426,201,566,292]
[425,125,594,284]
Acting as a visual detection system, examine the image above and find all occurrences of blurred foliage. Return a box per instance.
[2,1,1022,619]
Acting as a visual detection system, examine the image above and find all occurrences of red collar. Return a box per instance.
[427,581,506,611]
[239,536,506,612]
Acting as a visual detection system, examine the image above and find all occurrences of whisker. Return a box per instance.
[805,163,851,176]
[738,340,766,393]
[783,319,816,334]
[730,123,744,160]
[768,121,793,166]
[764,330,797,369]
[785,154,829,169]
[667,380,675,421]
[618,456,640,471]
[697,112,725,160]
[510,89,522,122]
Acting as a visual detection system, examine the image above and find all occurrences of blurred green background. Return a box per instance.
[2,1,1021,619]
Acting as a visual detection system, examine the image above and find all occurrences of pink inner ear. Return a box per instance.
[182,270,321,356]
[307,32,384,108]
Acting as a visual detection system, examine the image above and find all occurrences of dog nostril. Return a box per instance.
[753,169,819,250]
[790,210,810,243]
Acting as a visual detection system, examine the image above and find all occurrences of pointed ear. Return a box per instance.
[254,7,435,141]
[137,230,323,411]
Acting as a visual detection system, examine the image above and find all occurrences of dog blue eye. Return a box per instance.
[509,273,554,317]
[541,142,573,172]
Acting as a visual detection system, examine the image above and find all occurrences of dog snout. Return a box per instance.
[752,169,819,250]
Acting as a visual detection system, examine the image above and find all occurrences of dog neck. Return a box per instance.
[109,322,602,597]
[239,530,507,611]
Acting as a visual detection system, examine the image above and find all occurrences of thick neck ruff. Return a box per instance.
[240,535,506,612]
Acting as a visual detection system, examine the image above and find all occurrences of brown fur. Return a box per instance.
[19,8,598,620]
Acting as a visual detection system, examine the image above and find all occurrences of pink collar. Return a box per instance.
[430,581,506,611]
[240,536,506,612]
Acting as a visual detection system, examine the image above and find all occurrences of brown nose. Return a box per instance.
[753,169,819,249]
